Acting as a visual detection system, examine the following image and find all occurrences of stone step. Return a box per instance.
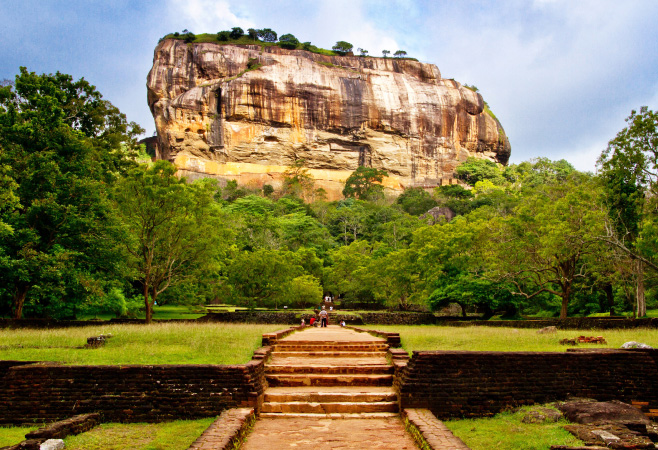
[261,401,399,414]
[266,373,394,387]
[273,343,389,352]
[258,412,400,419]
[264,388,397,403]
[272,351,389,358]
[265,364,393,375]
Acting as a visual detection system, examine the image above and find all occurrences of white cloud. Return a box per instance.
[165,0,255,33]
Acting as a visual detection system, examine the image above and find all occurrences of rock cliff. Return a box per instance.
[147,39,511,199]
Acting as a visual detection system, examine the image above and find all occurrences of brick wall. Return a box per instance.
[439,317,658,329]
[0,359,267,425]
[397,349,658,419]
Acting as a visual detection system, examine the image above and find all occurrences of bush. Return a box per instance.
[217,31,230,42]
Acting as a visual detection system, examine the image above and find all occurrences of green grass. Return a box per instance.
[77,304,206,321]
[0,426,39,447]
[445,406,582,450]
[365,325,658,352]
[0,322,283,365]
[64,419,214,450]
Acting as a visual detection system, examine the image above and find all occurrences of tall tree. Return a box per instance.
[0,67,142,318]
[489,174,607,319]
[342,166,388,200]
[113,161,229,323]
[598,107,658,317]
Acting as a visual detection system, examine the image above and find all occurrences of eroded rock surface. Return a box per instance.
[147,40,511,199]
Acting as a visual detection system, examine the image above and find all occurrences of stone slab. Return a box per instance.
[241,417,419,450]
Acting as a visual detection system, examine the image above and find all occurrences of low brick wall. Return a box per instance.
[398,349,658,419]
[0,357,268,425]
[440,317,658,329]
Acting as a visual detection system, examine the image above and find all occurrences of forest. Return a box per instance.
[1,68,658,322]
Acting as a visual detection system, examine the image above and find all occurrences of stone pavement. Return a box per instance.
[240,417,419,450]
[205,326,471,450]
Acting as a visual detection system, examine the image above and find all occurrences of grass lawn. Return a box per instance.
[445,406,582,450]
[365,325,658,352]
[0,426,40,447]
[77,304,207,321]
[64,419,214,450]
[0,322,284,365]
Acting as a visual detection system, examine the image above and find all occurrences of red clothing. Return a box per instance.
[309,317,316,326]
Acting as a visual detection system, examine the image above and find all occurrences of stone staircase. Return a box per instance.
[261,327,399,418]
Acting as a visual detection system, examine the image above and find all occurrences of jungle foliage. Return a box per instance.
[1,67,657,321]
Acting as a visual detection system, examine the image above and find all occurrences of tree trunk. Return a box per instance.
[459,303,467,318]
[144,283,152,323]
[636,259,646,318]
[12,285,29,319]
[559,283,571,320]
[603,283,614,316]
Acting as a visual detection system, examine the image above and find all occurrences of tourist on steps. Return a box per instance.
[320,306,328,327]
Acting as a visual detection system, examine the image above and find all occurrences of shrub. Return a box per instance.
[217,31,230,41]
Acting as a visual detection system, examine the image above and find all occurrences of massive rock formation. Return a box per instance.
[147,39,510,199]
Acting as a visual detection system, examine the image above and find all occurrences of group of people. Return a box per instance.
[301,305,346,328]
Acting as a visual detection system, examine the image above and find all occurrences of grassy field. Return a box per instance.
[445,406,582,450]
[0,426,39,447]
[0,322,284,365]
[63,419,214,450]
[77,304,207,321]
[366,325,658,352]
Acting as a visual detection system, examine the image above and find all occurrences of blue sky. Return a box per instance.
[2,0,657,171]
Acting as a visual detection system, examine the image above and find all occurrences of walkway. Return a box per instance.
[239,325,469,450]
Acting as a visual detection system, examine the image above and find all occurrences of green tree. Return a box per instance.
[283,159,315,200]
[394,50,407,58]
[278,33,300,49]
[489,175,607,319]
[258,28,278,42]
[225,248,306,308]
[342,166,388,200]
[598,107,658,317]
[382,50,390,58]
[217,31,230,42]
[229,27,244,39]
[332,41,353,55]
[113,161,229,323]
[396,187,438,216]
[247,28,259,41]
[357,48,368,57]
[0,67,142,318]
[455,157,504,186]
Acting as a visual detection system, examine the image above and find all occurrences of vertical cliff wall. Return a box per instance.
[147,40,511,199]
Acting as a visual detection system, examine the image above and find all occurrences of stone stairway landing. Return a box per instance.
[262,326,398,418]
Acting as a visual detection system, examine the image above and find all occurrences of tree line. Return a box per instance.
[1,68,657,322]
[170,27,409,59]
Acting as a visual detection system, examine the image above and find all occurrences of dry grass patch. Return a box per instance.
[0,323,284,365]
[367,325,658,352]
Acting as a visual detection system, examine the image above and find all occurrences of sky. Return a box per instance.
[1,0,658,172]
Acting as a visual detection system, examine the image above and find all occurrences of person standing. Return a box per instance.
[319,306,328,327]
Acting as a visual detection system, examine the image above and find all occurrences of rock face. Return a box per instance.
[147,39,511,199]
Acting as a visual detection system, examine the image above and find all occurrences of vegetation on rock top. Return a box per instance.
[160,28,418,61]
